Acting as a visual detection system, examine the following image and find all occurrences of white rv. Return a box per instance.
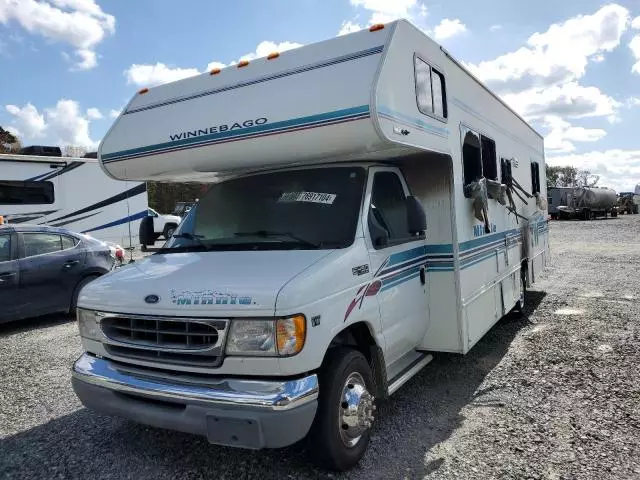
[0,152,147,247]
[71,20,549,470]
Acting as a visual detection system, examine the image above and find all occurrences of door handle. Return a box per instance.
[63,260,80,268]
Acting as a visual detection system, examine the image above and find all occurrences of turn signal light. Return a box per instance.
[276,315,306,356]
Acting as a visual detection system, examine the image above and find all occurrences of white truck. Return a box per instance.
[146,207,182,241]
[71,20,549,470]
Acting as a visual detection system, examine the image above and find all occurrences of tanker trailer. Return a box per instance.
[557,187,617,220]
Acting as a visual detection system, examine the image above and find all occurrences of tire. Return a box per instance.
[308,348,376,471]
[163,224,177,240]
[70,275,100,316]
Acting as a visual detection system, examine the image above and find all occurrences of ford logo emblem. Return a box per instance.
[145,294,160,304]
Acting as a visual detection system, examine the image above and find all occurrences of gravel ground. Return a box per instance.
[1,215,639,479]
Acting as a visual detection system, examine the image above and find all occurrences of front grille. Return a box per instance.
[105,344,222,367]
[100,315,227,367]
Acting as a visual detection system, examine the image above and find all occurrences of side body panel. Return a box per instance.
[0,156,147,247]
[375,21,548,353]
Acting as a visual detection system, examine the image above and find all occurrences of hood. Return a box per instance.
[163,214,182,223]
[79,249,331,315]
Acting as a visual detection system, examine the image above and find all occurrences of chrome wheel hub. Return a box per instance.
[338,372,375,448]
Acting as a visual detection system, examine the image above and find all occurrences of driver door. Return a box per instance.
[364,168,429,365]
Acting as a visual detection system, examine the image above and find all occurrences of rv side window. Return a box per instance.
[431,69,447,118]
[531,161,541,194]
[0,180,55,205]
[414,56,447,120]
[370,172,411,245]
[462,131,482,196]
[481,136,497,181]
[500,158,513,184]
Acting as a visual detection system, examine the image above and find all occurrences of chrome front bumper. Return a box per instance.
[72,353,319,448]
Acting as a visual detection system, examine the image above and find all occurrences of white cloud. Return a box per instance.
[470,4,630,91]
[630,35,640,74]
[109,109,121,119]
[5,103,47,138]
[432,18,467,40]
[348,0,426,26]
[239,41,303,61]
[206,61,226,71]
[542,116,607,153]
[46,99,96,148]
[5,99,98,148]
[338,20,363,36]
[490,24,503,32]
[632,16,640,29]
[503,82,621,121]
[0,0,115,70]
[626,97,640,108]
[546,149,640,192]
[124,63,200,87]
[86,107,102,120]
[206,40,304,71]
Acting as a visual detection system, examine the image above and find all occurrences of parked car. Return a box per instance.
[0,225,115,324]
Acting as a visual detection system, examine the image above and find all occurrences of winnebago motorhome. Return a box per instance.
[71,20,549,470]
[0,149,147,247]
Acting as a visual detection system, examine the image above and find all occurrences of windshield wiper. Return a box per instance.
[171,232,205,246]
[234,230,320,249]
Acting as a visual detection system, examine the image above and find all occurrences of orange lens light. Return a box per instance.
[369,23,385,32]
[267,52,280,60]
[210,68,221,75]
[138,87,149,94]
[276,315,306,356]
[238,60,250,68]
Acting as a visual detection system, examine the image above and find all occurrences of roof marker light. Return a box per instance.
[210,68,222,75]
[238,60,250,68]
[138,88,149,94]
[369,23,385,32]
[267,52,280,60]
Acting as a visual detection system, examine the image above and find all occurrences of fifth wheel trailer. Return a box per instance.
[0,151,147,247]
[71,20,549,470]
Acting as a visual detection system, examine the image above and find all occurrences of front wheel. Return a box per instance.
[308,348,376,471]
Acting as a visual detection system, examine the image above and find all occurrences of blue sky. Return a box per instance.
[1,0,639,190]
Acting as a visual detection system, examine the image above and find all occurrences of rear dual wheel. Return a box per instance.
[309,348,376,471]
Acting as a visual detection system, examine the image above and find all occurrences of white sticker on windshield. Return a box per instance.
[278,192,337,205]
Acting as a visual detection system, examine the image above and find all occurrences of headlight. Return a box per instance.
[77,308,102,341]
[226,315,306,357]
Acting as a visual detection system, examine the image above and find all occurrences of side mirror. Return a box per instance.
[406,196,426,235]
[368,207,389,248]
[139,216,155,246]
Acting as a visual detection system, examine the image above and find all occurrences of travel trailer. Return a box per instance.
[71,20,549,470]
[0,149,147,247]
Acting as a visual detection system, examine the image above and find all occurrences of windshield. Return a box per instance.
[161,166,366,252]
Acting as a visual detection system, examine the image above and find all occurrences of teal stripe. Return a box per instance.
[102,105,370,162]
[377,106,450,136]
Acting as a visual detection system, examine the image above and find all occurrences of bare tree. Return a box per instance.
[0,126,22,153]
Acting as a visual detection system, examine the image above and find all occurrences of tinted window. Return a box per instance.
[23,233,62,257]
[370,172,409,242]
[531,161,541,194]
[0,181,54,205]
[61,235,77,250]
[462,130,482,194]
[432,69,447,118]
[414,57,447,120]
[481,136,498,181]
[165,167,366,251]
[414,57,433,115]
[0,235,10,262]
